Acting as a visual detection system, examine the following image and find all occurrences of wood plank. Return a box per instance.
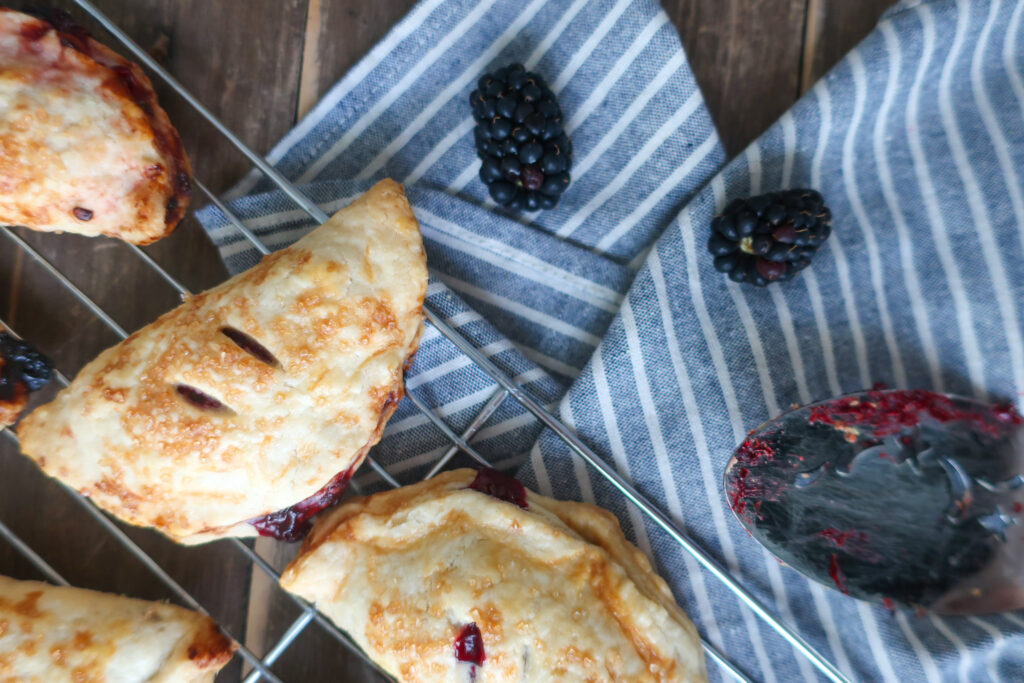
[801,0,898,91]
[665,0,808,156]
[0,2,310,681]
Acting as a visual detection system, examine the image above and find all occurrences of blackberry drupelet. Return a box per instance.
[0,332,52,398]
[707,189,832,287]
[470,64,572,211]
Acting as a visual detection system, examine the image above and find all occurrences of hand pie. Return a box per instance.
[281,468,707,682]
[17,179,427,544]
[0,331,52,428]
[0,574,233,682]
[0,8,191,244]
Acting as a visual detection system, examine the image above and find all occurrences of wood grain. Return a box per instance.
[0,1,898,681]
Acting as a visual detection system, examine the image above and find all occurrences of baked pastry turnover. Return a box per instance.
[281,468,707,682]
[0,574,233,682]
[0,8,191,244]
[17,180,427,543]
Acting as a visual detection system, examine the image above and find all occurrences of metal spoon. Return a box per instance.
[723,388,1024,615]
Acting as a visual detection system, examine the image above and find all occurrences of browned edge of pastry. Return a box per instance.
[21,8,193,243]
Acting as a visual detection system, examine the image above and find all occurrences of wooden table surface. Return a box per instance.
[0,1,895,680]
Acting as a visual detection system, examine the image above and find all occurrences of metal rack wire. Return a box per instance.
[0,1,851,681]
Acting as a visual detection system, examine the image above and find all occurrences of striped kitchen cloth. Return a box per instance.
[519,0,1024,681]
[196,0,1024,680]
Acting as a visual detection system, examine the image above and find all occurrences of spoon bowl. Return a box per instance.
[724,389,1024,615]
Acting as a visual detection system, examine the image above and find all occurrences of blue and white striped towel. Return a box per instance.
[198,0,1024,680]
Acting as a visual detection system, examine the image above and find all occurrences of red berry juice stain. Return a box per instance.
[882,597,894,611]
[250,466,354,542]
[808,389,1017,438]
[469,468,528,509]
[1013,502,1023,514]
[454,622,486,665]
[827,554,849,595]
[727,438,779,517]
[818,528,867,548]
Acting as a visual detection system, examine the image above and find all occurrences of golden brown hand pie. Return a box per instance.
[17,180,427,543]
[281,468,707,683]
[0,8,191,244]
[0,574,233,682]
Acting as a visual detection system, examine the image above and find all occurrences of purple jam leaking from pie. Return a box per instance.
[175,384,226,411]
[468,468,528,509]
[221,327,278,366]
[250,466,355,542]
[454,622,485,666]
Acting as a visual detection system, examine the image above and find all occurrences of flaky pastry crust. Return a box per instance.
[0,8,191,244]
[0,574,233,682]
[281,469,707,682]
[17,179,427,543]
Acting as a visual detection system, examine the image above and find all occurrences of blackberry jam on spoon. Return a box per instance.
[724,389,1024,615]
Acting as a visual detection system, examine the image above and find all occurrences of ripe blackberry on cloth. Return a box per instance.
[470,64,572,211]
[707,189,832,287]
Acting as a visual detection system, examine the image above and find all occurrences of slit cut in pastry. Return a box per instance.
[17,179,427,544]
[0,8,191,244]
[0,574,233,682]
[280,468,708,683]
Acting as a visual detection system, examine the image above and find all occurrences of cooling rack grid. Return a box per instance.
[0,2,851,681]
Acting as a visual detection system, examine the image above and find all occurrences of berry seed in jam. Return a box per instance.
[468,468,527,509]
[454,622,485,666]
[250,467,354,542]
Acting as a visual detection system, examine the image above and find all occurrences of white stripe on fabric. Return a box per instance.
[556,88,703,238]
[296,0,503,184]
[929,614,973,683]
[435,273,603,345]
[783,112,842,396]
[356,0,550,181]
[565,12,668,133]
[559,402,599,505]
[964,0,1024,400]
[529,442,553,496]
[894,611,942,683]
[875,21,944,392]
[966,616,1004,683]
[404,118,476,185]
[1005,0,1024,125]
[676,200,781,683]
[811,81,872,390]
[416,207,624,307]
[647,250,772,669]
[515,343,582,378]
[523,0,591,69]
[594,131,720,253]
[844,50,907,387]
[854,601,900,683]
[906,3,986,398]
[549,52,685,190]
[620,297,727,651]
[588,346,734,679]
[983,0,1024,263]
[550,0,637,93]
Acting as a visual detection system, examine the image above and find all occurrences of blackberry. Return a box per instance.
[708,189,832,287]
[0,332,52,398]
[470,64,572,210]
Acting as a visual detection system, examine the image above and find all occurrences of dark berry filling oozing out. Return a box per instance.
[221,327,278,366]
[468,468,528,509]
[708,189,832,287]
[0,333,53,400]
[175,384,227,411]
[250,467,355,542]
[454,622,486,666]
[470,63,572,212]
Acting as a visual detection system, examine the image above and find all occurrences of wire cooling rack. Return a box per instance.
[0,2,852,681]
